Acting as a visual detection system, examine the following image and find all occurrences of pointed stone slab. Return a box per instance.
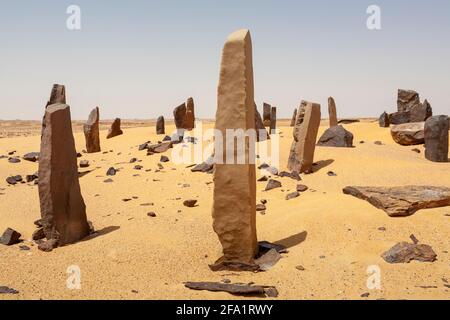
[263,103,271,127]
[425,115,449,162]
[184,97,195,130]
[156,116,165,134]
[173,103,187,129]
[46,84,66,107]
[39,104,90,246]
[211,29,258,271]
[328,97,338,127]
[287,102,321,173]
[270,107,277,134]
[343,186,450,217]
[254,103,269,142]
[106,118,123,139]
[83,107,100,153]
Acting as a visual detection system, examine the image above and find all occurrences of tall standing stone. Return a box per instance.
[156,116,165,135]
[46,84,66,107]
[263,103,271,127]
[424,115,449,162]
[106,118,123,139]
[296,100,307,126]
[270,106,277,134]
[328,97,338,127]
[184,97,195,130]
[39,104,90,249]
[288,102,321,173]
[83,107,100,153]
[254,103,269,142]
[379,111,390,127]
[290,109,297,127]
[211,29,258,271]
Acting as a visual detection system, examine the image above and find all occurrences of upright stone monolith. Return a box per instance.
[263,103,271,127]
[254,103,269,142]
[290,109,297,127]
[379,111,390,127]
[156,116,165,135]
[211,29,258,271]
[83,107,100,153]
[424,115,449,162]
[185,97,195,130]
[328,97,338,127]
[270,106,277,134]
[39,103,90,250]
[46,84,66,107]
[287,102,321,173]
[174,103,187,129]
[106,118,123,139]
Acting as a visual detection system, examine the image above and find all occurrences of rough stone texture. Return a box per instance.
[382,242,437,264]
[343,185,450,217]
[39,104,90,247]
[83,107,101,153]
[254,103,269,142]
[389,111,411,125]
[295,100,307,128]
[23,152,40,162]
[410,99,432,123]
[211,29,258,272]
[397,89,420,112]
[0,228,21,246]
[287,102,321,173]
[317,125,354,148]
[379,112,390,128]
[390,122,425,146]
[106,118,123,139]
[424,115,449,162]
[328,97,338,127]
[173,103,187,129]
[263,103,271,127]
[184,97,195,130]
[156,116,165,135]
[185,282,277,297]
[269,106,277,134]
[46,84,66,107]
[290,109,297,127]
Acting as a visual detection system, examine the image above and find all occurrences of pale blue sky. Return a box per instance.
[0,0,449,120]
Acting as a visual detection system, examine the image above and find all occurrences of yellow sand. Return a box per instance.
[0,120,449,300]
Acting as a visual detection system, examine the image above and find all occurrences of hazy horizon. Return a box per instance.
[1,0,449,120]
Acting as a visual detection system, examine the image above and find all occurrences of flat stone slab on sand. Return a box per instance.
[184,282,278,298]
[343,186,450,217]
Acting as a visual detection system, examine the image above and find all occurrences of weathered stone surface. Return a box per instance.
[379,112,390,127]
[191,162,214,173]
[185,282,277,297]
[106,118,123,139]
[156,116,165,135]
[287,102,321,173]
[254,103,269,142]
[382,242,437,263]
[343,186,450,217]
[0,228,21,245]
[173,103,187,129]
[285,192,300,200]
[152,142,173,153]
[265,179,282,191]
[211,29,258,271]
[397,89,420,112]
[83,107,101,153]
[23,152,40,162]
[328,97,338,127]
[290,109,297,127]
[263,103,271,127]
[184,97,195,130]
[410,99,432,122]
[46,84,66,107]
[295,101,307,128]
[39,104,90,246]
[270,106,277,134]
[424,115,449,162]
[317,125,354,148]
[389,111,411,125]
[390,122,425,146]
[32,228,46,241]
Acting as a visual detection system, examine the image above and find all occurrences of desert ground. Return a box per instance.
[0,119,449,300]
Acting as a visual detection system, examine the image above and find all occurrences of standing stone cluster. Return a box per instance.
[107,118,123,139]
[83,107,101,153]
[211,29,258,271]
[424,115,449,162]
[38,103,90,250]
[328,97,338,127]
[156,116,165,135]
[288,101,321,173]
[173,97,196,131]
[381,89,433,126]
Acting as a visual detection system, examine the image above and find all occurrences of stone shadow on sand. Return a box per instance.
[274,231,307,249]
[312,159,334,173]
[82,225,120,241]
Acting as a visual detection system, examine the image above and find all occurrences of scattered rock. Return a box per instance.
[134,165,143,170]
[8,158,21,164]
[343,185,450,217]
[0,228,21,245]
[265,179,282,191]
[160,156,169,163]
[103,178,114,183]
[278,171,301,181]
[256,204,266,211]
[337,119,360,124]
[32,228,46,241]
[6,176,22,185]
[147,212,157,217]
[183,200,198,208]
[327,171,337,176]
[296,184,308,192]
[26,174,38,183]
[79,160,90,168]
[106,167,117,176]
[191,161,214,173]
[184,282,277,298]
[411,148,421,153]
[295,265,305,271]
[285,192,300,200]
[317,125,354,148]
[374,141,383,145]
[23,152,40,162]
[382,242,437,263]
[257,176,268,182]
[129,158,137,163]
[0,286,19,294]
